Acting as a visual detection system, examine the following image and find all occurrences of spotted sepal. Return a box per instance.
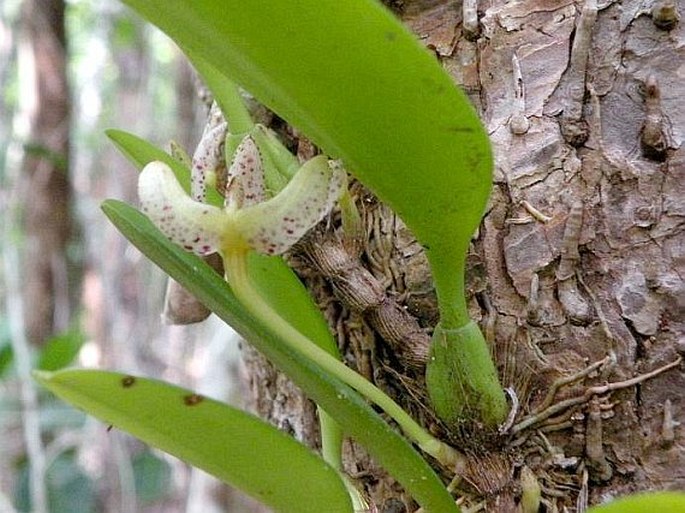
[225,135,267,209]
[138,161,226,255]
[235,156,346,255]
[191,121,228,202]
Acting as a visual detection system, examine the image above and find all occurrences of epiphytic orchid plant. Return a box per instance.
[32,2,685,512]
[36,1,498,512]
[142,125,460,461]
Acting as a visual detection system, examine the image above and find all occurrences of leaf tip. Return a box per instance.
[32,369,54,385]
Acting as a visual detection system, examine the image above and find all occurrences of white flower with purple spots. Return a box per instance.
[138,135,346,258]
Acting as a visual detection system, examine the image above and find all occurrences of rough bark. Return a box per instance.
[20,0,73,346]
[241,0,684,511]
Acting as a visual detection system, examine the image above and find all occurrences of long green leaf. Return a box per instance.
[34,369,351,513]
[102,199,460,513]
[120,0,492,328]
[586,492,685,512]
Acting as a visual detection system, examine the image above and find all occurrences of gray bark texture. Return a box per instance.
[241,0,685,511]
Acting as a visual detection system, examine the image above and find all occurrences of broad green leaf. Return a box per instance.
[34,369,352,513]
[120,0,492,329]
[587,492,685,512]
[102,199,461,513]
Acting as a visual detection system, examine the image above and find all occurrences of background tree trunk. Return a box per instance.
[20,0,73,346]
[242,0,684,511]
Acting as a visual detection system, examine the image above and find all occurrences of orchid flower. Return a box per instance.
[137,135,461,469]
[138,135,346,260]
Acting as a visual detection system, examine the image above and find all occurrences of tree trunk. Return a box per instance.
[20,0,73,346]
[242,0,685,511]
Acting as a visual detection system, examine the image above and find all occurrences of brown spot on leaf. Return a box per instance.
[121,376,136,388]
[183,393,204,406]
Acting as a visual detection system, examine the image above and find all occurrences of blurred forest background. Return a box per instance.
[0,1,258,511]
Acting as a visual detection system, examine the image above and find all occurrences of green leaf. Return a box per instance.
[34,369,352,513]
[37,328,85,371]
[586,492,685,513]
[101,199,460,513]
[120,0,492,329]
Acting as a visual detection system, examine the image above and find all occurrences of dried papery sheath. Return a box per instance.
[298,229,431,372]
[162,253,224,324]
[585,398,612,481]
[556,200,591,324]
[661,399,677,446]
[556,201,583,281]
[162,279,211,324]
[527,272,541,325]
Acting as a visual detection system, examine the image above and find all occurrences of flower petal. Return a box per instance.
[191,121,228,202]
[235,156,346,255]
[225,135,267,209]
[139,161,227,255]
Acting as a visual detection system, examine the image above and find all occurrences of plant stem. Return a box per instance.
[426,322,507,428]
[224,249,463,468]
